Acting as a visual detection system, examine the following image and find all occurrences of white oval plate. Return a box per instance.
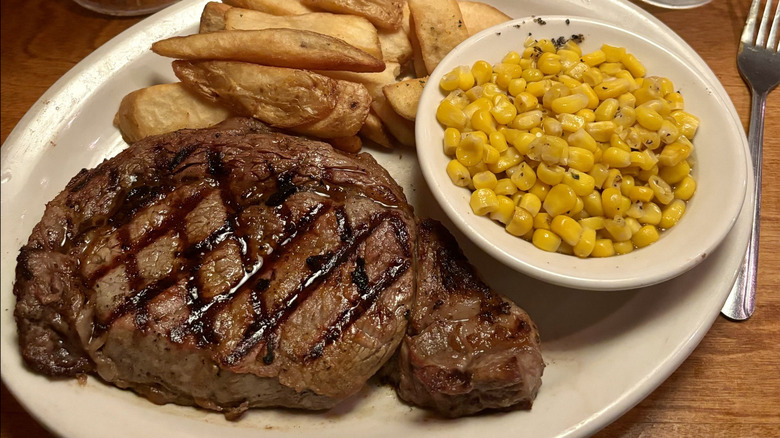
[0,1,752,437]
[416,16,747,290]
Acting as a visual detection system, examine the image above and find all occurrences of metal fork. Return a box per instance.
[721,0,780,321]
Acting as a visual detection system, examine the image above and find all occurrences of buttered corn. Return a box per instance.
[437,37,698,257]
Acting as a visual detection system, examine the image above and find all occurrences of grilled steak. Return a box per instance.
[389,219,544,417]
[13,118,417,416]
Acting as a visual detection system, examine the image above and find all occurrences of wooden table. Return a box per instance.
[2,0,778,436]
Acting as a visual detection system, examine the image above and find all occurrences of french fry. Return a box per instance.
[377,2,412,64]
[152,29,385,73]
[222,0,316,15]
[172,60,338,128]
[360,111,396,148]
[224,9,383,60]
[382,76,427,121]
[458,1,512,35]
[291,79,372,138]
[114,83,231,144]
[327,136,363,153]
[317,62,401,100]
[407,13,428,77]
[407,0,469,74]
[301,0,403,31]
[200,2,232,33]
[371,94,415,147]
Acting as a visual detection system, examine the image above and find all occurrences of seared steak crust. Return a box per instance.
[393,219,544,417]
[14,118,416,414]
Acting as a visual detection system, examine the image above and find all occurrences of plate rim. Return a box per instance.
[0,1,753,437]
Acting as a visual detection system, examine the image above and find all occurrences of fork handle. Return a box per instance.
[721,88,766,320]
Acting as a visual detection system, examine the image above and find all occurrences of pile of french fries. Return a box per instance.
[114,0,511,152]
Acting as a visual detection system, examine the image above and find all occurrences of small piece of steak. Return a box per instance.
[391,219,544,417]
[14,118,416,416]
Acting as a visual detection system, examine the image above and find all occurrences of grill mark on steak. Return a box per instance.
[223,209,400,366]
[177,201,332,351]
[305,256,411,362]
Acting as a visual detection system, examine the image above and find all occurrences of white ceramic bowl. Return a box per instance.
[416,16,748,291]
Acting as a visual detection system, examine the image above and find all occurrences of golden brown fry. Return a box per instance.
[224,9,383,60]
[407,13,428,77]
[377,3,412,64]
[458,1,512,35]
[407,0,469,74]
[371,94,415,147]
[360,111,396,148]
[172,60,338,128]
[301,0,403,31]
[152,29,385,72]
[382,76,427,121]
[114,83,231,144]
[222,0,316,15]
[291,79,371,138]
[317,62,401,100]
[326,136,363,153]
[200,2,232,33]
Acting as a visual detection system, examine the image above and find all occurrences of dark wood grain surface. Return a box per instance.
[2,0,778,436]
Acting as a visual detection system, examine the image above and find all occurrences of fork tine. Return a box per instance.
[742,0,762,46]
[756,0,775,46]
[767,1,780,50]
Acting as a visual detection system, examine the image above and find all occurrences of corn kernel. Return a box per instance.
[567,147,596,172]
[584,164,608,190]
[585,121,617,142]
[490,99,518,125]
[632,224,659,247]
[526,79,552,97]
[511,110,544,130]
[506,207,534,236]
[507,162,535,191]
[473,170,498,190]
[551,93,590,114]
[518,192,542,216]
[659,160,691,185]
[536,162,566,185]
[604,215,633,241]
[621,52,646,78]
[674,175,696,201]
[594,77,631,100]
[572,227,597,257]
[533,212,552,230]
[602,146,632,167]
[613,240,635,254]
[601,44,626,62]
[446,159,471,187]
[522,68,544,83]
[671,110,700,139]
[658,142,693,167]
[490,195,516,224]
[543,183,578,216]
[660,199,686,229]
[487,147,523,173]
[591,239,616,257]
[494,178,517,196]
[532,228,562,252]
[470,188,499,215]
[648,175,675,205]
[437,99,468,129]
[551,215,584,246]
[538,52,563,75]
[456,134,485,167]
